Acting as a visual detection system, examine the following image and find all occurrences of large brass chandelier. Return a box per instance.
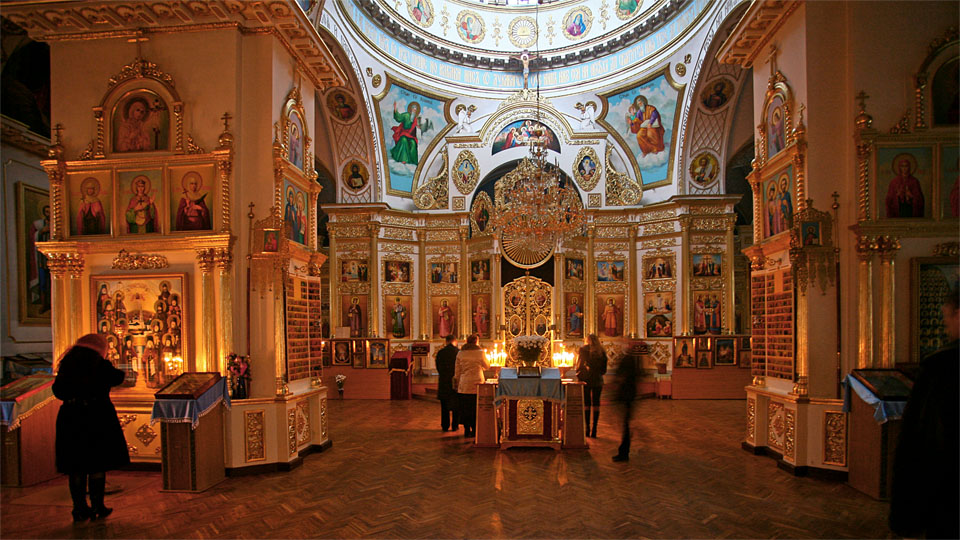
[490,133,585,267]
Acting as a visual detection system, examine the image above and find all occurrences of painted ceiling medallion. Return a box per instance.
[616,0,640,20]
[562,7,592,42]
[508,16,538,49]
[406,0,435,28]
[456,10,485,44]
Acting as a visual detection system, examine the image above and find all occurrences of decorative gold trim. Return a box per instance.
[746,397,756,444]
[784,408,796,459]
[516,398,544,435]
[414,148,450,209]
[111,249,169,270]
[244,409,266,462]
[572,146,601,192]
[823,411,847,467]
[287,407,297,456]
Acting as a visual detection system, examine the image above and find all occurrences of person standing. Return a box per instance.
[576,334,608,438]
[613,350,639,462]
[53,334,130,522]
[435,335,460,432]
[453,334,489,438]
[890,288,959,538]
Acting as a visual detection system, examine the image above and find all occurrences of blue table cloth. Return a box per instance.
[495,367,564,405]
[151,378,231,429]
[842,374,907,424]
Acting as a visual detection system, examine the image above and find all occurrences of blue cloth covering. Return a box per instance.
[0,401,15,426]
[150,378,231,429]
[842,374,907,424]
[495,370,565,404]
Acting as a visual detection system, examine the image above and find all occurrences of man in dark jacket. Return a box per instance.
[435,335,460,431]
[890,288,959,539]
[612,351,639,462]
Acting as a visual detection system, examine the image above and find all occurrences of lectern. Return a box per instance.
[152,373,229,492]
[0,375,59,486]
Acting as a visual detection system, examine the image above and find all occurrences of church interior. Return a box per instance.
[0,0,957,538]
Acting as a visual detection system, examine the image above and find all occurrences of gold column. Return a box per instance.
[492,253,502,341]
[419,234,429,339]
[196,249,217,372]
[679,216,691,335]
[877,236,900,369]
[855,235,875,369]
[274,281,288,396]
[725,216,736,334]
[792,283,809,397]
[368,223,381,337]
[45,253,73,364]
[459,227,469,340]
[554,252,564,338]
[68,256,85,346]
[215,247,234,375]
[585,225,596,336]
[628,224,639,338]
[329,227,340,336]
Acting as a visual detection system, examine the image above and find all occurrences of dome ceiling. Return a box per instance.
[343,0,711,91]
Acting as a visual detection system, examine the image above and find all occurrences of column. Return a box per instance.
[329,227,340,336]
[628,225,639,338]
[554,252,565,337]
[855,235,874,369]
[368,223,381,337]
[585,226,596,335]
[215,247,234,375]
[196,248,217,372]
[492,252,503,341]
[418,234,429,339]
[792,283,809,397]
[68,256,85,346]
[724,216,736,334]
[877,236,899,369]
[274,280,288,396]
[459,227,469,340]
[45,253,73,364]
[679,216,691,335]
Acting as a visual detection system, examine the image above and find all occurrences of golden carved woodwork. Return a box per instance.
[319,397,328,441]
[767,401,784,451]
[604,146,642,206]
[717,3,801,67]
[452,150,480,194]
[111,249,169,270]
[746,397,756,443]
[516,399,545,435]
[784,408,796,459]
[383,283,414,296]
[383,227,415,241]
[296,400,310,446]
[823,411,847,466]
[287,408,297,456]
[572,146,601,192]
[244,410,266,462]
[642,238,678,250]
[934,241,959,257]
[415,148,449,210]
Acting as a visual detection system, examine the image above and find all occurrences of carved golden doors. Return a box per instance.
[503,276,552,366]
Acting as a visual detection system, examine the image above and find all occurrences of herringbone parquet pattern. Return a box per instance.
[1,399,893,539]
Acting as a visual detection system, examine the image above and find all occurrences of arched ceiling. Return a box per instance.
[339,0,714,92]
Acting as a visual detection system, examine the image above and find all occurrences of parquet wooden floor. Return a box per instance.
[1,398,894,539]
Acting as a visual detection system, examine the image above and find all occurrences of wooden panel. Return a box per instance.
[0,400,59,487]
[671,367,752,399]
[847,391,901,500]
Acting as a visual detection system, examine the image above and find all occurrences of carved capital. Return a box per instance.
[196,248,216,273]
[47,252,82,278]
[855,235,875,261]
[875,235,901,260]
[214,247,233,271]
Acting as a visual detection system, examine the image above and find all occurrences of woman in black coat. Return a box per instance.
[576,333,608,438]
[53,333,130,522]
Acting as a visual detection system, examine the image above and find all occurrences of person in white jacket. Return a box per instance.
[453,334,489,438]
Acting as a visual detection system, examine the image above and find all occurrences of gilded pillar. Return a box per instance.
[196,249,217,372]
[41,134,66,241]
[419,234,429,339]
[855,235,874,369]
[459,227,469,340]
[68,255,85,347]
[627,224,639,338]
[492,253,503,341]
[585,226,596,336]
[679,216,691,335]
[215,247,234,375]
[368,223,381,337]
[309,188,320,251]
[45,253,74,364]
[329,227,340,336]
[877,236,900,369]
[792,282,809,397]
[274,280,288,396]
[554,252,565,338]
[213,148,233,234]
[725,216,736,334]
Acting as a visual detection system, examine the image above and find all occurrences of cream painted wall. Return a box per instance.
[1,143,53,355]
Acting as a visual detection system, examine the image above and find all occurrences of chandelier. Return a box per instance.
[490,134,585,266]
